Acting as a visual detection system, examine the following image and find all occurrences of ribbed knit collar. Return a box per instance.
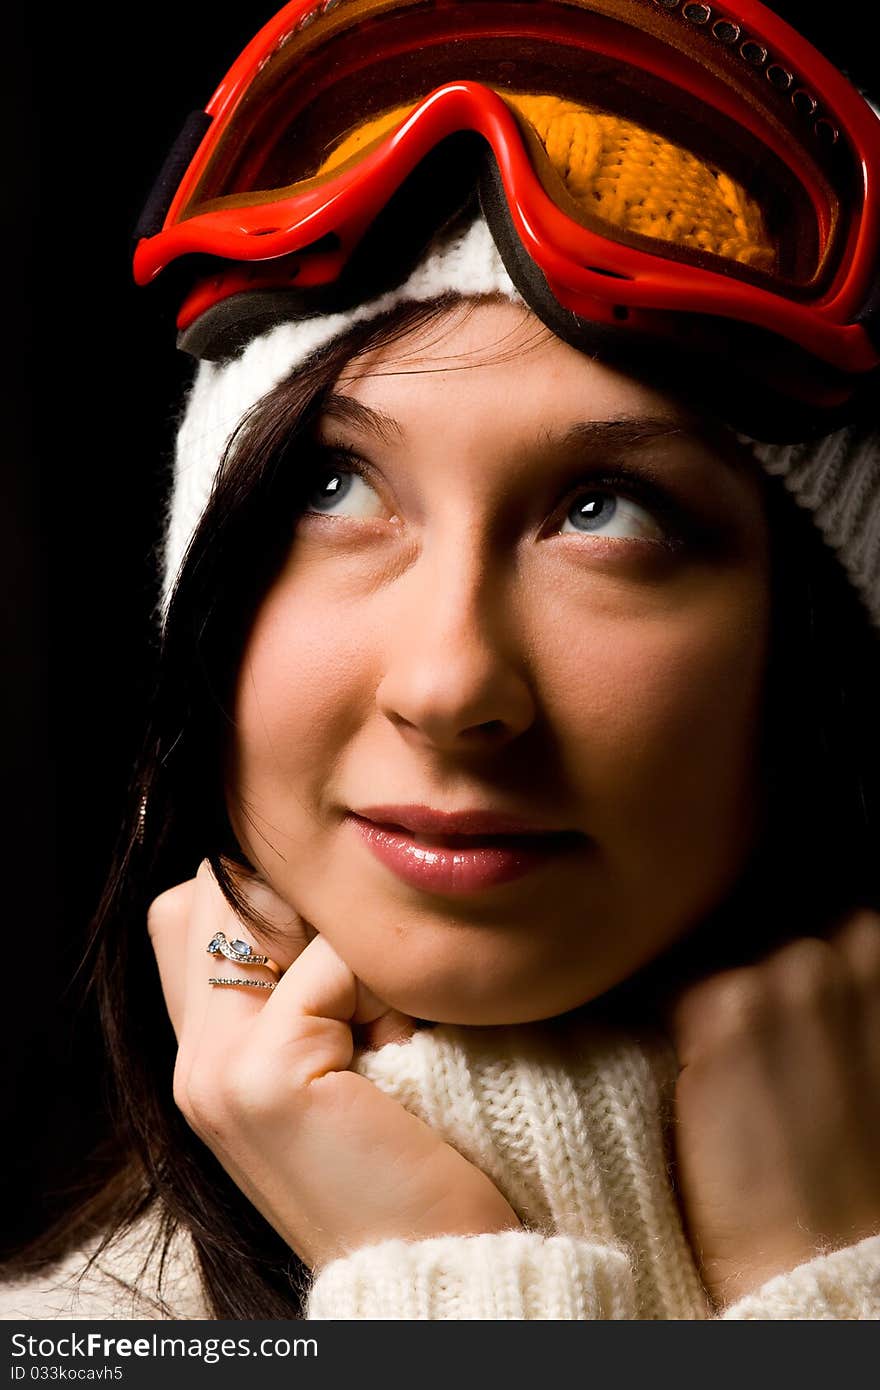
[353,1011,713,1319]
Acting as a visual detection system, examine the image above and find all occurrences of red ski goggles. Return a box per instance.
[133,0,880,440]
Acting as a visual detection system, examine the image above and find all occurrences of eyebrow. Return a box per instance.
[319,394,405,448]
[554,417,745,473]
[319,397,745,473]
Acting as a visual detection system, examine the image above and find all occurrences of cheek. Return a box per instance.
[230,573,373,806]
[540,575,771,839]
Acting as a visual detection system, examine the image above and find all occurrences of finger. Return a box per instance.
[199,868,417,1058]
[147,877,196,1041]
[831,909,880,1070]
[657,962,749,1056]
[830,908,880,987]
[147,863,290,1045]
[248,932,392,1086]
[184,860,303,1050]
[356,1009,418,1052]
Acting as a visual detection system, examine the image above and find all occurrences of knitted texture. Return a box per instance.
[4,1017,879,1320]
[719,1237,880,1320]
[302,1018,880,1320]
[320,93,775,270]
[306,1231,638,1320]
[343,1014,710,1320]
[165,211,880,631]
[737,426,880,629]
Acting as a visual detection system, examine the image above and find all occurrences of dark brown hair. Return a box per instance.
[7,295,880,1317]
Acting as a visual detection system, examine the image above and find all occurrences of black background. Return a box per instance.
[3,2,875,1255]
[4,2,280,1256]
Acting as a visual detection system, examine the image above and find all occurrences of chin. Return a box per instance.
[359,963,600,1029]
[415,1002,583,1027]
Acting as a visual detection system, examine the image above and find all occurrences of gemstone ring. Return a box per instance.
[206,930,281,979]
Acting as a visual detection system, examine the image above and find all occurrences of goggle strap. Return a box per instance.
[134,111,213,244]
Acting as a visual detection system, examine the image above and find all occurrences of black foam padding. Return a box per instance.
[477,157,873,444]
[134,110,213,243]
[178,291,333,361]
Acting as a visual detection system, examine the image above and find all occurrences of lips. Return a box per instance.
[346,804,587,894]
[353,803,575,838]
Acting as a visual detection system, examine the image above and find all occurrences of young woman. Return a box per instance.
[3,0,879,1320]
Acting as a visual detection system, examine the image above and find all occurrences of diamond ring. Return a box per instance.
[206,931,281,979]
[208,976,276,992]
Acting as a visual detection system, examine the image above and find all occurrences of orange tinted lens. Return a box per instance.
[318,92,779,277]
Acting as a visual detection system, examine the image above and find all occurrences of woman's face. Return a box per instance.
[227,299,773,1024]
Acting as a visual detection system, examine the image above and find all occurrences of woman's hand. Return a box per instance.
[661,908,880,1310]
[147,861,521,1271]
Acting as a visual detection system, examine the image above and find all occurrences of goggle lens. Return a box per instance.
[174,1,844,293]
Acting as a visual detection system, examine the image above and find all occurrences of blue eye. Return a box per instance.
[305,465,385,519]
[560,488,666,544]
[303,457,688,547]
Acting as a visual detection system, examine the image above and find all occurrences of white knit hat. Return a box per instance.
[166,214,880,630]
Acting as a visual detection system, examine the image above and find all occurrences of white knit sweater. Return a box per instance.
[3,1013,879,1320]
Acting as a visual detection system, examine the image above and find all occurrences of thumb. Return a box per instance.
[356,1010,418,1051]
[351,978,417,1048]
[351,976,401,1026]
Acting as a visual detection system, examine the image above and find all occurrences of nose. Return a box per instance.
[375,542,537,752]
